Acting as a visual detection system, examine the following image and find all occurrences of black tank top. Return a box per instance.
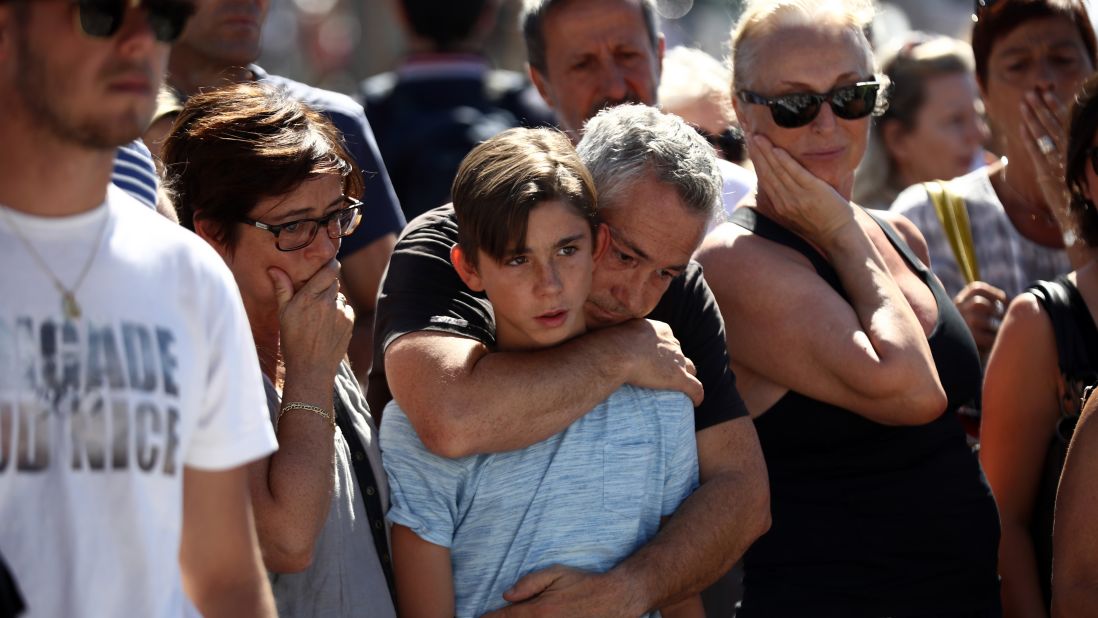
[731,208,1001,617]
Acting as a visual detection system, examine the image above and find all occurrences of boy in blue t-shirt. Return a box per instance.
[380,127,700,617]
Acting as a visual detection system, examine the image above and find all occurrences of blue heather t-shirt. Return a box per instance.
[380,385,699,618]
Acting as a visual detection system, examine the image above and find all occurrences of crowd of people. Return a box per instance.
[2,0,1098,617]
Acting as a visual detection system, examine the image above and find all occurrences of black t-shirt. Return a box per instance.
[367,204,748,432]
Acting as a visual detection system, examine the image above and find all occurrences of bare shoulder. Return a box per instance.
[865,209,931,267]
[695,216,814,286]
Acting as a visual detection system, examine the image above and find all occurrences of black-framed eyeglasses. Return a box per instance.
[737,81,882,129]
[242,196,364,252]
[72,0,195,43]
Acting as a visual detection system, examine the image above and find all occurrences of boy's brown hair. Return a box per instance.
[452,127,597,265]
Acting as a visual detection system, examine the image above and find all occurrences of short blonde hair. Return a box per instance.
[658,46,733,116]
[730,0,878,91]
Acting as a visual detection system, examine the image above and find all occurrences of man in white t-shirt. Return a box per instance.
[0,1,278,616]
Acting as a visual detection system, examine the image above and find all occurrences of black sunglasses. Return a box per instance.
[74,0,195,43]
[737,81,882,129]
[242,197,365,252]
[692,124,747,163]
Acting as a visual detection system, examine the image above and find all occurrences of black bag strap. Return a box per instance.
[332,388,395,598]
[1027,277,1098,433]
[1029,278,1087,381]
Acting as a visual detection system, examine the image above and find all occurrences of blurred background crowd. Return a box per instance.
[259,0,1097,93]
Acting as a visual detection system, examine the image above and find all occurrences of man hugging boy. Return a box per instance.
[380,127,702,617]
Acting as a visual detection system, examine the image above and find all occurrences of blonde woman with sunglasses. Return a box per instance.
[696,1,1001,615]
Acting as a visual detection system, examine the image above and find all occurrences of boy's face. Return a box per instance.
[454,200,608,351]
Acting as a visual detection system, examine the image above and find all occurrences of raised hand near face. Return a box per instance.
[269,259,355,380]
[748,133,858,250]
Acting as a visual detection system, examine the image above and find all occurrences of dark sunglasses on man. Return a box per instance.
[73,0,195,43]
[736,81,883,129]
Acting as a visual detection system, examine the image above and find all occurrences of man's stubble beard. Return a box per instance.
[13,34,154,150]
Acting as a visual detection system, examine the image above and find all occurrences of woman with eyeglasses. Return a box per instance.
[981,73,1098,618]
[695,1,1001,615]
[890,0,1095,361]
[161,82,396,618]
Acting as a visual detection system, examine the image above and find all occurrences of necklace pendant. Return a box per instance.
[62,292,81,320]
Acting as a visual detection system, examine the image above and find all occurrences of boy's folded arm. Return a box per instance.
[384,320,700,458]
[391,524,456,618]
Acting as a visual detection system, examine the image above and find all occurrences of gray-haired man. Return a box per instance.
[370,102,769,616]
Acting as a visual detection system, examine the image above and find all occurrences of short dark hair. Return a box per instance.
[971,0,1097,88]
[452,127,597,265]
[1064,73,1098,247]
[521,0,659,73]
[401,0,488,50]
[161,82,362,250]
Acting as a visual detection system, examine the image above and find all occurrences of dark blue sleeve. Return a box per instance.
[328,110,407,257]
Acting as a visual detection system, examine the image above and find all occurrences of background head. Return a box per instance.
[451,126,598,267]
[855,33,986,206]
[172,0,268,68]
[0,0,188,149]
[521,0,663,135]
[730,0,881,195]
[658,45,745,164]
[1064,73,1098,248]
[576,104,719,326]
[162,81,362,251]
[970,0,1095,149]
[399,0,494,52]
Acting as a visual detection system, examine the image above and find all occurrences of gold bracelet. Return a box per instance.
[277,401,336,430]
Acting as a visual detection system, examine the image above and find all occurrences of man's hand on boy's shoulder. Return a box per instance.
[614,319,703,407]
[482,564,642,618]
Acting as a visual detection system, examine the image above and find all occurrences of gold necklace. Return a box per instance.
[999,165,1057,226]
[0,205,110,320]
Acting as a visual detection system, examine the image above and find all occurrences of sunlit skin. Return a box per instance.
[528,0,664,136]
[585,176,709,329]
[885,72,987,187]
[453,200,609,351]
[11,1,167,149]
[732,25,874,200]
[201,174,344,333]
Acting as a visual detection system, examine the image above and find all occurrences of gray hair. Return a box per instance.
[576,104,721,221]
[521,0,660,73]
[730,0,877,91]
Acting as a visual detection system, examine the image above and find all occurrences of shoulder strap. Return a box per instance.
[332,381,395,597]
[1028,278,1087,378]
[864,210,927,274]
[925,181,980,284]
[729,207,842,291]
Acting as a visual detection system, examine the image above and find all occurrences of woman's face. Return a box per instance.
[215,173,344,319]
[886,72,987,186]
[733,24,875,195]
[982,16,1093,151]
